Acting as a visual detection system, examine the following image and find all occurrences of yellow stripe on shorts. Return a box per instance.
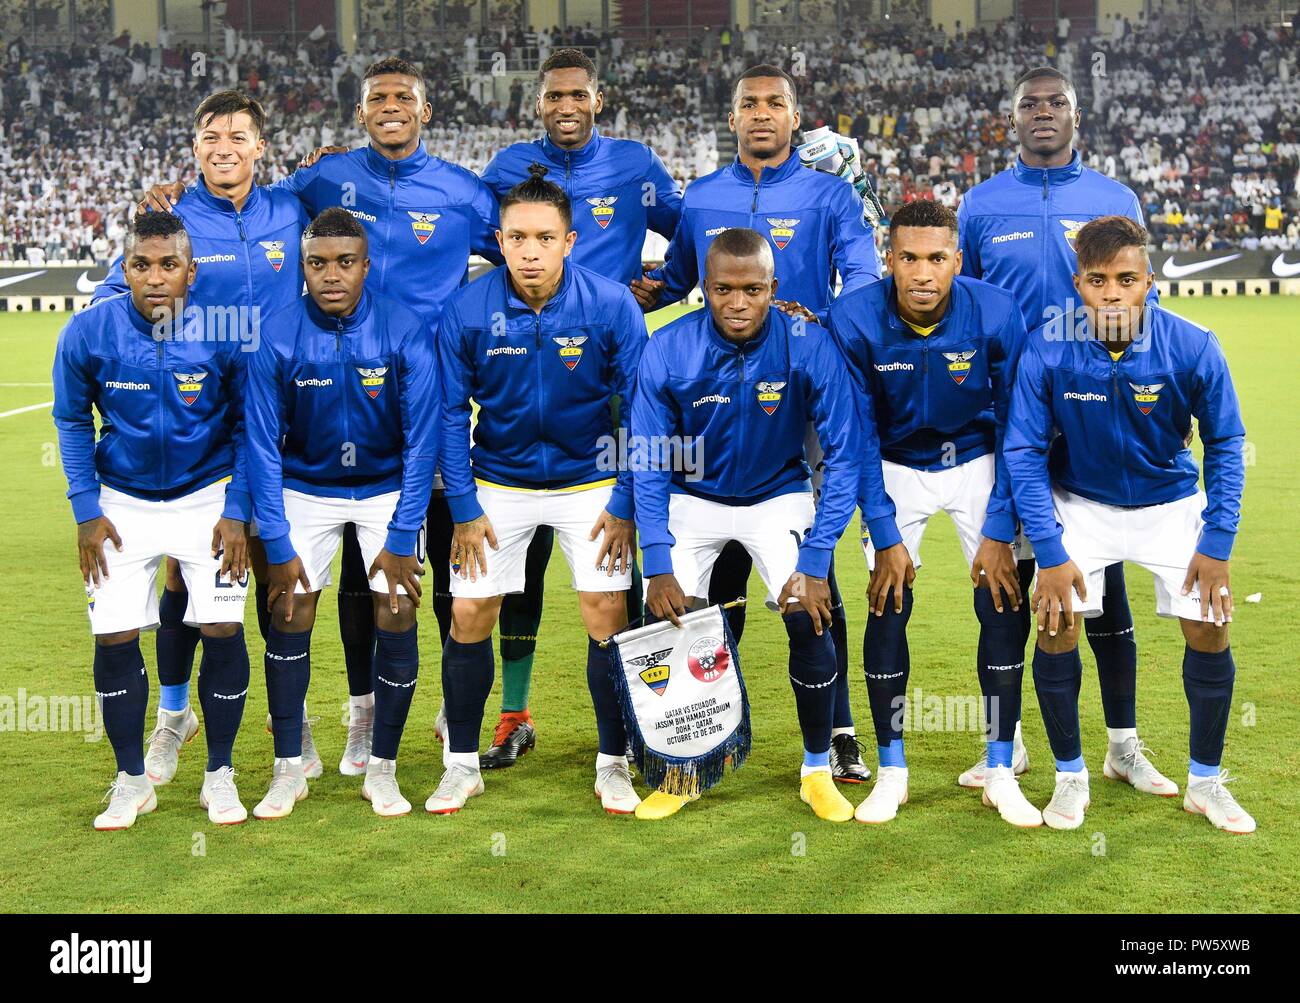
[474,477,616,493]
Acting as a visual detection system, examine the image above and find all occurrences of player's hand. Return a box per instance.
[267,556,311,622]
[646,574,688,627]
[210,517,249,585]
[590,509,635,576]
[451,515,497,582]
[369,547,424,613]
[777,572,832,634]
[868,543,915,616]
[78,515,122,587]
[970,537,1021,612]
[1183,552,1232,626]
[298,144,349,168]
[1032,560,1085,636]
[138,180,186,214]
[773,299,817,324]
[630,266,664,311]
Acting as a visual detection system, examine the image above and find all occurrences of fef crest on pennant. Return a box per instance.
[356,366,389,399]
[1129,381,1164,415]
[587,196,618,229]
[942,350,977,385]
[173,371,207,406]
[408,211,440,244]
[1060,219,1087,253]
[766,217,799,250]
[553,335,588,370]
[628,647,674,696]
[756,380,786,415]
[259,241,285,272]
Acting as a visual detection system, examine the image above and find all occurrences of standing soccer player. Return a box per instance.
[829,201,1040,827]
[468,46,683,768]
[633,228,863,821]
[1006,216,1253,833]
[245,208,438,819]
[955,66,1172,794]
[100,90,311,786]
[631,64,882,785]
[432,168,644,815]
[55,212,253,828]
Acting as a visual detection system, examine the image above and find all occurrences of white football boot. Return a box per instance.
[362,757,412,817]
[144,706,200,785]
[252,758,308,820]
[199,766,247,825]
[855,766,909,824]
[1184,770,1256,835]
[958,728,1029,788]
[1103,737,1178,797]
[595,761,641,815]
[94,772,157,831]
[982,765,1044,827]
[265,710,323,779]
[425,763,484,815]
[1042,770,1091,830]
[339,705,373,777]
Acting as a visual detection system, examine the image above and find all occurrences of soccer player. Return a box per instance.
[1006,216,1253,834]
[467,46,683,768]
[630,64,882,785]
[244,208,438,819]
[955,66,1172,794]
[633,228,863,822]
[828,201,1040,827]
[54,212,253,828]
[432,167,644,815]
[98,90,312,786]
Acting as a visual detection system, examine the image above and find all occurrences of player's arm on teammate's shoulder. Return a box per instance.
[297,145,349,169]
[955,196,982,278]
[827,179,882,309]
[139,180,187,214]
[635,208,694,311]
[590,293,644,576]
[773,299,817,323]
[470,176,506,265]
[212,346,252,585]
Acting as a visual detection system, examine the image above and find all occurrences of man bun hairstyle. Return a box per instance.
[1074,215,1150,271]
[303,206,368,247]
[539,47,598,86]
[733,64,798,107]
[193,89,266,137]
[125,210,191,258]
[889,199,958,240]
[499,163,573,231]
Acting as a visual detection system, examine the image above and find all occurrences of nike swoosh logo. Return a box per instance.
[1161,254,1241,278]
[0,270,47,290]
[1272,254,1300,278]
[77,270,106,293]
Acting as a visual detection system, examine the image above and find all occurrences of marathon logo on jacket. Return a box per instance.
[755,380,785,415]
[173,371,206,406]
[587,196,618,229]
[692,393,730,407]
[487,346,527,358]
[990,230,1034,245]
[259,240,285,272]
[766,217,800,250]
[943,350,977,385]
[553,335,587,370]
[1060,219,1087,252]
[628,647,674,696]
[295,377,333,388]
[408,211,440,244]
[874,361,914,373]
[705,225,731,237]
[1063,390,1107,403]
[1129,381,1164,414]
[346,209,379,224]
[193,253,239,264]
[104,379,152,391]
[356,366,388,399]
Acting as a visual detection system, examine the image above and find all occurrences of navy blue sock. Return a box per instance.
[372,625,419,760]
[1032,646,1084,765]
[828,569,853,730]
[862,587,912,747]
[709,541,751,643]
[586,635,627,756]
[197,628,250,771]
[264,627,311,758]
[156,586,200,712]
[338,525,377,697]
[785,610,837,756]
[1085,562,1138,729]
[974,587,1025,747]
[93,637,149,775]
[1183,645,1235,769]
[253,581,272,642]
[1015,558,1036,649]
[442,636,494,753]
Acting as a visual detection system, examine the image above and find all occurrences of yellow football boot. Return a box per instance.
[800,770,854,822]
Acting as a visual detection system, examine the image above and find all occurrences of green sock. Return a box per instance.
[500,654,534,714]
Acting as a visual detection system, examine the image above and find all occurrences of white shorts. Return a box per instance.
[1050,487,1207,620]
[667,490,816,612]
[862,454,1010,572]
[86,480,248,634]
[283,489,426,596]
[449,480,631,598]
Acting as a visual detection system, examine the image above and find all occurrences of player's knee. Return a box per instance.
[450,598,499,643]
[578,590,628,637]
[1181,618,1229,653]
[272,595,316,634]
[374,596,417,633]
[973,587,1017,628]
[199,622,241,639]
[95,629,139,646]
[1035,622,1080,655]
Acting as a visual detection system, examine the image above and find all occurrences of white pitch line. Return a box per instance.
[0,382,53,387]
[0,400,53,419]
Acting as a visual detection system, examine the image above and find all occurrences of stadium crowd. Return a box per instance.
[1,13,1297,263]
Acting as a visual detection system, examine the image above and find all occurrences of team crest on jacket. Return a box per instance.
[1129,381,1164,415]
[553,335,587,370]
[766,218,799,250]
[408,211,440,244]
[357,366,388,399]
[259,241,285,272]
[628,647,674,696]
[943,350,977,385]
[587,196,618,229]
[756,380,786,415]
[687,636,730,683]
[174,371,207,406]
[1060,219,1088,252]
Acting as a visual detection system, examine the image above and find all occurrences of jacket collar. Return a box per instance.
[706,305,774,353]
[540,127,602,169]
[306,288,372,330]
[505,261,576,313]
[1012,150,1083,189]
[884,275,958,338]
[189,176,263,215]
[728,149,802,186]
[363,142,431,179]
[126,295,200,341]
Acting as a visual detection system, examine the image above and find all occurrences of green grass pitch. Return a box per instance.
[0,298,1296,913]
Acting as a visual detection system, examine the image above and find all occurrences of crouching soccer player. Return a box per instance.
[829,201,1040,827]
[633,228,863,822]
[53,212,253,828]
[246,208,438,819]
[1006,216,1253,833]
[432,166,645,815]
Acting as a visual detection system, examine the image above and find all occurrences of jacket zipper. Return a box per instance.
[748,176,760,227]
[921,340,930,427]
[156,338,166,492]
[236,213,253,308]
[1041,170,1050,322]
[1109,358,1131,502]
[534,316,548,483]
[382,164,396,295]
[733,349,747,496]
[337,316,353,498]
